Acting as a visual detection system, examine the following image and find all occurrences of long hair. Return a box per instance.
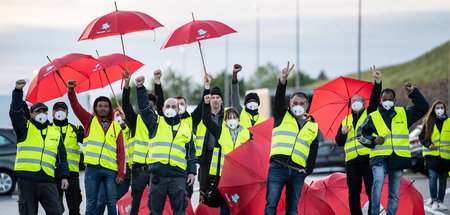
[421,100,447,141]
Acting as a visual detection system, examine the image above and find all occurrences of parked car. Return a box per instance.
[408,125,428,176]
[313,142,346,174]
[0,128,18,195]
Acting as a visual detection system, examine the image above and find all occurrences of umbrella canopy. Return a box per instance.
[116,186,194,215]
[160,19,237,49]
[26,53,99,103]
[247,117,274,144]
[380,177,424,215]
[277,183,335,215]
[310,172,369,214]
[76,53,143,93]
[78,10,163,41]
[309,76,373,138]
[195,202,220,215]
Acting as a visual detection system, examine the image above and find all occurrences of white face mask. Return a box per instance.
[382,101,394,110]
[35,113,48,124]
[54,110,67,121]
[226,119,239,129]
[115,116,124,125]
[164,108,177,118]
[291,105,305,117]
[351,101,364,112]
[178,105,186,115]
[435,109,445,117]
[246,102,258,111]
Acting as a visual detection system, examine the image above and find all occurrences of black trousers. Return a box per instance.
[130,167,150,215]
[198,151,213,198]
[56,175,82,215]
[346,163,373,215]
[17,177,62,215]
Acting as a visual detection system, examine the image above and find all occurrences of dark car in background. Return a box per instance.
[313,142,346,174]
[0,128,18,195]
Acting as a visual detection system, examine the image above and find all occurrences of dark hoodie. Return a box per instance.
[9,89,69,182]
[68,91,126,178]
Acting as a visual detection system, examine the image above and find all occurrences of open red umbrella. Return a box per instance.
[194,202,220,215]
[117,186,194,215]
[78,2,163,72]
[277,183,335,215]
[310,172,369,214]
[309,76,373,138]
[26,53,99,103]
[75,53,143,106]
[247,117,274,144]
[161,13,237,77]
[379,177,424,215]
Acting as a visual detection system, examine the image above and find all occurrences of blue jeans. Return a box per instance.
[264,162,306,215]
[97,179,131,215]
[371,160,402,215]
[428,169,448,203]
[85,165,118,215]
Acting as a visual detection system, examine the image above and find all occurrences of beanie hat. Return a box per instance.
[244,92,260,105]
[210,86,223,99]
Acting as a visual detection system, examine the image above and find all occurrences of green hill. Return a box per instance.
[306,41,449,88]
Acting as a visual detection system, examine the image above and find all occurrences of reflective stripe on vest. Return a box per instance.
[270,111,319,167]
[239,109,266,128]
[423,119,450,159]
[122,125,134,168]
[148,116,192,170]
[52,124,81,172]
[342,110,370,162]
[370,107,411,158]
[83,116,121,171]
[15,121,60,177]
[131,115,150,165]
[195,121,207,157]
[209,126,250,176]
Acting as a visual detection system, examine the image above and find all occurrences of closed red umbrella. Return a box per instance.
[161,13,237,77]
[26,53,98,103]
[309,77,373,138]
[380,177,424,215]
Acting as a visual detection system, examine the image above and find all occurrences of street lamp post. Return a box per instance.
[357,0,362,80]
[295,0,301,89]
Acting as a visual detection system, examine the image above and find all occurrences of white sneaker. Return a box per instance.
[432,202,439,210]
[425,199,432,206]
[438,203,448,211]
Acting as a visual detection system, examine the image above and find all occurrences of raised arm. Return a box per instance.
[202,94,222,139]
[9,80,28,142]
[67,80,93,129]
[122,71,138,135]
[191,74,211,127]
[231,64,243,113]
[135,75,157,133]
[154,69,165,116]
[367,66,382,114]
[403,82,429,127]
[273,62,295,123]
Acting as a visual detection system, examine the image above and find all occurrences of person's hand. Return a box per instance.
[404,82,414,93]
[115,106,125,119]
[123,71,131,89]
[204,94,211,104]
[15,79,26,90]
[187,174,195,186]
[116,176,124,184]
[154,69,162,84]
[374,136,385,145]
[204,74,211,90]
[371,65,382,84]
[61,179,69,190]
[232,64,242,81]
[135,76,145,88]
[341,125,352,135]
[280,61,295,84]
[429,144,436,150]
[67,80,76,92]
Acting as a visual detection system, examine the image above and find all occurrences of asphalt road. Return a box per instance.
[0,172,449,215]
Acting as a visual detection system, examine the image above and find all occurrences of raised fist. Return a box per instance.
[154,70,162,84]
[135,76,145,88]
[15,79,26,90]
[404,82,414,93]
[67,80,76,92]
[233,64,242,74]
[204,94,211,104]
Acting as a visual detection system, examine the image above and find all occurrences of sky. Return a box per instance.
[1,0,450,102]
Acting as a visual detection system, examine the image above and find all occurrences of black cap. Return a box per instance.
[30,102,48,112]
[245,92,260,105]
[53,102,68,110]
[210,86,223,99]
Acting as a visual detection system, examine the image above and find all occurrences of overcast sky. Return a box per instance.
[1,0,450,100]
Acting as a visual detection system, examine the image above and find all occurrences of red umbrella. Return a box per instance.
[117,186,194,215]
[26,53,99,103]
[309,76,373,139]
[277,183,335,215]
[78,2,163,71]
[380,177,424,215]
[310,172,369,214]
[247,117,274,144]
[161,13,237,77]
[75,53,143,106]
[194,202,220,215]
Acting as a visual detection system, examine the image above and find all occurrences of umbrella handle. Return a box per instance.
[103,69,121,109]
[197,41,208,80]
[119,34,129,75]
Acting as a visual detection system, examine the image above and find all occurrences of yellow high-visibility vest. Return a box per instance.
[342,110,370,162]
[52,123,80,172]
[130,115,150,165]
[423,118,450,159]
[239,109,266,128]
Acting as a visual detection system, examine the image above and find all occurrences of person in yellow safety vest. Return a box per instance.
[10,79,69,215]
[122,71,158,215]
[420,100,450,211]
[135,75,197,215]
[334,66,382,215]
[67,80,126,215]
[265,62,322,215]
[356,83,429,215]
[231,64,266,128]
[153,69,207,198]
[202,94,251,214]
[51,102,85,215]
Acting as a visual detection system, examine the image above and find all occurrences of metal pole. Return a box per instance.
[448,41,450,109]
[225,37,230,106]
[256,5,260,79]
[295,0,300,89]
[357,0,362,80]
